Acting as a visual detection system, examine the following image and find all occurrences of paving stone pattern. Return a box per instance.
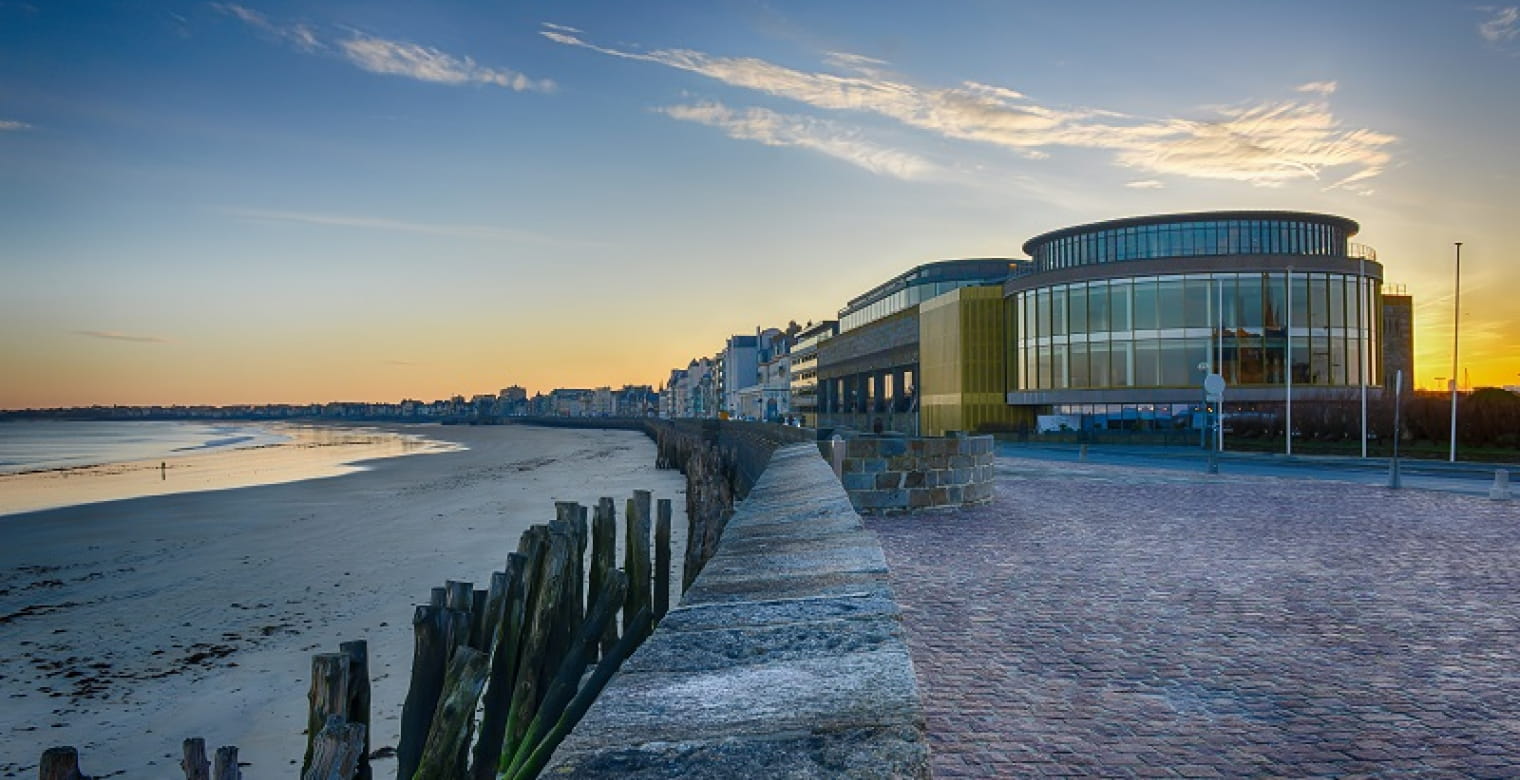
[868,457,1520,778]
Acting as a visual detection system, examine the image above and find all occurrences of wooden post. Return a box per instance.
[39,747,88,780]
[480,570,509,655]
[181,738,210,780]
[212,746,241,780]
[301,716,365,780]
[589,498,619,659]
[655,497,672,621]
[550,503,582,692]
[412,646,490,780]
[504,608,654,780]
[624,491,652,639]
[501,570,627,778]
[469,554,526,780]
[429,587,446,608]
[444,580,473,612]
[502,526,571,759]
[338,640,371,780]
[396,605,446,780]
[573,504,589,629]
[469,588,488,650]
[303,653,350,777]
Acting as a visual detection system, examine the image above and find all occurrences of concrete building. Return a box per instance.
[788,320,838,427]
[1381,285,1414,392]
[816,259,1016,434]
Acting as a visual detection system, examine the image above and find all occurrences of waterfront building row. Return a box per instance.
[658,210,1416,438]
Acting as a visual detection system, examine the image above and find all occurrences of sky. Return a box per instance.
[1,0,1517,407]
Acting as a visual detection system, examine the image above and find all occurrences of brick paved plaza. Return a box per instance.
[866,456,1520,777]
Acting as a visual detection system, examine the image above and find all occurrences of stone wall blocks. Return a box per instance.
[842,473,877,491]
[845,438,879,458]
[862,458,888,474]
[875,471,904,490]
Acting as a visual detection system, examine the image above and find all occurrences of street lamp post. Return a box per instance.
[1450,242,1462,463]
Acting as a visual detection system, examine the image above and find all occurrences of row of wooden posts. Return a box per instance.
[37,489,675,780]
[395,489,674,780]
[39,739,243,780]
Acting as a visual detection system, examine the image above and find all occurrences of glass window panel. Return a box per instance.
[1070,341,1090,387]
[1290,274,1310,329]
[1090,339,1110,386]
[1290,336,1309,384]
[1052,286,1068,337]
[1264,333,1286,384]
[1110,283,1131,331]
[1159,339,1193,386]
[1132,280,1157,330]
[1134,341,1160,386]
[1309,275,1329,328]
[1158,279,1186,329]
[1308,331,1329,385]
[1052,343,1068,389]
[1069,284,1088,335]
[1114,342,1132,387]
[1089,281,1110,332]
[1036,289,1050,338]
[1329,275,1346,330]
[1239,274,1265,331]
[1183,279,1211,328]
[1037,344,1051,390]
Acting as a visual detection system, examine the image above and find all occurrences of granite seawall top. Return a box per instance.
[543,442,931,777]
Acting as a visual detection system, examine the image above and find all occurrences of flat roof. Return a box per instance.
[1022,210,1360,255]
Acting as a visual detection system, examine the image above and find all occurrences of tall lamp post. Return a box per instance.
[1449,242,1462,463]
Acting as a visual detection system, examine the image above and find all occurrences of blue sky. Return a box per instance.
[2,0,1517,405]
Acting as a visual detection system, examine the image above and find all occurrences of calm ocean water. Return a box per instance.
[0,420,291,475]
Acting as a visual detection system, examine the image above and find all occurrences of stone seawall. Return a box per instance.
[542,442,930,777]
[835,434,996,513]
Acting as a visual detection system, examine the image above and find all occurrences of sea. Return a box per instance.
[0,420,292,475]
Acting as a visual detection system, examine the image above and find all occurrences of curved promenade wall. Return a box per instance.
[542,438,930,777]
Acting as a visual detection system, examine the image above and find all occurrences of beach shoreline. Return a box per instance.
[0,423,686,777]
[0,422,461,517]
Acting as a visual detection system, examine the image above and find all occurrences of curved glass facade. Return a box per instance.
[1026,216,1351,271]
[1010,271,1379,391]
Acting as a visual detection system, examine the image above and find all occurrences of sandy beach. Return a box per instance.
[0,423,685,777]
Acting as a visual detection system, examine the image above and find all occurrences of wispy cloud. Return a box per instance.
[384,359,421,367]
[339,33,553,91]
[211,2,318,51]
[72,330,170,344]
[215,4,550,91]
[659,101,939,180]
[1479,6,1519,44]
[0,119,31,131]
[222,207,604,247]
[541,22,582,34]
[544,29,1395,190]
[1125,179,1164,189]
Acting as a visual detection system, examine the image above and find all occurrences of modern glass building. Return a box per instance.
[1005,211,1384,425]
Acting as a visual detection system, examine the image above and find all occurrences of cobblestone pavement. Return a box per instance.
[866,458,1520,778]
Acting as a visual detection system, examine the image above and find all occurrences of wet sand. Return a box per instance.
[0,424,460,517]
[0,423,686,777]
